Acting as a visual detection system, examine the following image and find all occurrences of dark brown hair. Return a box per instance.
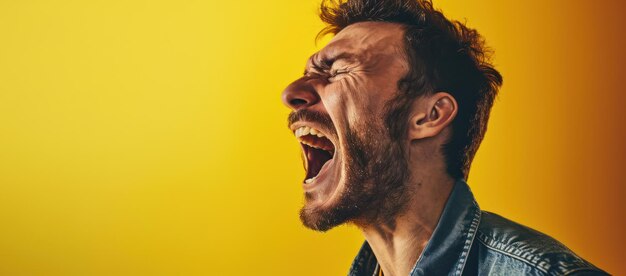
[318,0,503,179]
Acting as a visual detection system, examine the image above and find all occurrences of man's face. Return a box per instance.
[282,22,411,231]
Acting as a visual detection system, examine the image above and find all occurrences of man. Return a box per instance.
[281,0,608,275]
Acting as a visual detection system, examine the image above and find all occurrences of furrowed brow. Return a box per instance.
[303,55,325,75]
[304,51,357,75]
[325,51,357,64]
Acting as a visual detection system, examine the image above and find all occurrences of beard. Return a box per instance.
[298,95,413,232]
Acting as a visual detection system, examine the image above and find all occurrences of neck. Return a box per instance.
[359,174,455,276]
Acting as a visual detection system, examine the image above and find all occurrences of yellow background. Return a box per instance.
[0,0,624,275]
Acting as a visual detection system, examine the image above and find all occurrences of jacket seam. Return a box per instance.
[454,201,481,276]
[562,267,604,276]
[476,232,550,275]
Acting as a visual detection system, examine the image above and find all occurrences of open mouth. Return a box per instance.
[294,126,336,184]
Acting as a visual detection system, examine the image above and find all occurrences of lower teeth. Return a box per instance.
[304,177,316,184]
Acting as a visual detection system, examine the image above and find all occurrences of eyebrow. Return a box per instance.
[304,50,358,75]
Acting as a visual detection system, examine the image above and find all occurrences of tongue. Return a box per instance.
[306,146,333,180]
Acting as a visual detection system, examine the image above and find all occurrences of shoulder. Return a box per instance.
[474,211,608,276]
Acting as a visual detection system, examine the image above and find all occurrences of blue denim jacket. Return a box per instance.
[348,179,609,276]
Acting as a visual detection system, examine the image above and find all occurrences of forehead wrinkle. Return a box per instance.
[305,44,361,74]
[319,41,360,64]
[333,23,407,67]
[305,22,408,74]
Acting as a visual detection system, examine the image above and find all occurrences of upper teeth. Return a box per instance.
[295,126,325,138]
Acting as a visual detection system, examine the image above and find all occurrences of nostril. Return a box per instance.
[289,98,308,107]
[281,79,319,110]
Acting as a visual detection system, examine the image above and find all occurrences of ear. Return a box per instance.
[408,92,458,140]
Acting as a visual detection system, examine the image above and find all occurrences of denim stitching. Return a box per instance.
[476,231,550,275]
[454,200,481,276]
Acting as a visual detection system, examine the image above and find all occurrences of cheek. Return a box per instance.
[336,77,383,126]
[321,76,390,136]
[319,81,354,130]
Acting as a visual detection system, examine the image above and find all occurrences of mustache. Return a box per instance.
[287,109,335,133]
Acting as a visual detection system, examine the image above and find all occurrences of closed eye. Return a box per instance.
[329,69,349,79]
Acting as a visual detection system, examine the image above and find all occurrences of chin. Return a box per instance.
[299,201,347,232]
[299,166,350,232]
[299,165,372,232]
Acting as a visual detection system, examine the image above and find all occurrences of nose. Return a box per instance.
[281,78,320,111]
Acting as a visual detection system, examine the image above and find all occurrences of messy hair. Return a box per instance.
[318,0,503,179]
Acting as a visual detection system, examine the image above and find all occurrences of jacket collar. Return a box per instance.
[348,179,482,276]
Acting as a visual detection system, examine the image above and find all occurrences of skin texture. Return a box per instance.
[282,22,459,276]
